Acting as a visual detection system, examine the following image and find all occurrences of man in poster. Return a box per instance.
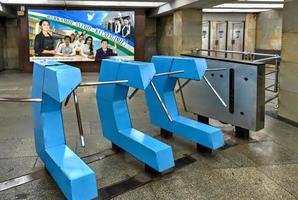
[95,39,117,63]
[113,17,122,35]
[56,36,76,57]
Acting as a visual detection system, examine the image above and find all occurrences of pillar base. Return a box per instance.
[144,164,162,175]
[112,143,124,152]
[235,126,250,139]
[196,143,213,154]
[197,114,209,124]
[160,128,173,139]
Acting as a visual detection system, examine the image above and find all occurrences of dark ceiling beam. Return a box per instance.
[0,3,16,18]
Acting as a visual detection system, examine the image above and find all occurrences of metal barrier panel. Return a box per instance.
[181,55,265,131]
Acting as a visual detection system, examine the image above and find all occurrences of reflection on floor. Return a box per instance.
[0,71,297,200]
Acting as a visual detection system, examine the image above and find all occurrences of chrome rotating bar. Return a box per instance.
[0,97,42,103]
[129,70,184,99]
[150,81,173,122]
[154,70,184,77]
[203,76,227,108]
[79,80,128,87]
[175,68,227,93]
[72,90,85,148]
[68,79,129,148]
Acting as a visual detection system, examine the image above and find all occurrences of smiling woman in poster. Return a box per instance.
[34,19,56,57]
[121,16,134,41]
[80,36,95,59]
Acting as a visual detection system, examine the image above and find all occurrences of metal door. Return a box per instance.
[201,21,210,56]
[228,22,244,60]
[213,22,227,58]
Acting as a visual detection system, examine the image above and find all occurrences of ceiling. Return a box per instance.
[150,0,285,16]
[0,0,171,8]
[0,0,287,18]
[202,0,284,13]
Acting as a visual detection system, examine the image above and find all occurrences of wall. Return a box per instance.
[144,17,157,61]
[156,14,174,56]
[156,9,202,56]
[173,9,202,55]
[0,18,4,71]
[202,11,282,53]
[256,9,283,50]
[203,13,246,53]
[278,1,298,122]
[244,14,257,52]
[5,19,19,70]
[0,18,19,70]
[202,13,257,53]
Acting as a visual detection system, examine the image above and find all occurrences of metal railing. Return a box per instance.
[194,49,280,106]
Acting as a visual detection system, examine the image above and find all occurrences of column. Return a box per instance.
[173,9,202,56]
[279,0,298,122]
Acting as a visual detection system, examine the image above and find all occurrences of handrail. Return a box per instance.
[196,48,280,58]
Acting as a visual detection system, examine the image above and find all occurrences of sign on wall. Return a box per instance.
[28,10,135,62]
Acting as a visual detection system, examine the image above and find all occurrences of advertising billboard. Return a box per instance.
[28,10,135,62]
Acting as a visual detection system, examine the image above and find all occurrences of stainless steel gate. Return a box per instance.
[180,54,265,131]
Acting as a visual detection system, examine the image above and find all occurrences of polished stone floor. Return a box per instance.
[0,71,297,200]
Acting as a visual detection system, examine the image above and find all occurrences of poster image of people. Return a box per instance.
[28,10,135,62]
